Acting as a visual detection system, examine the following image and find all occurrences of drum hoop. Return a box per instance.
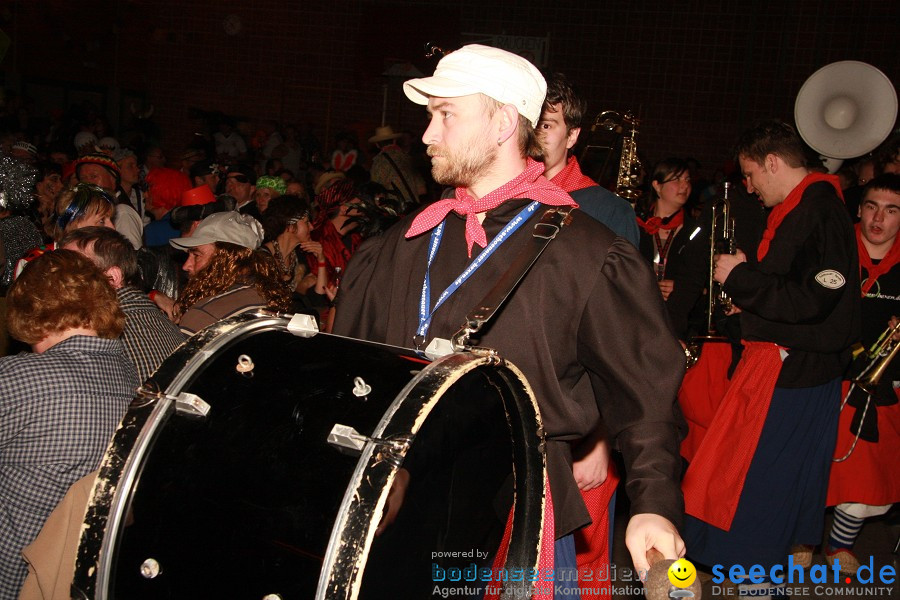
[74,311,294,599]
[318,352,546,600]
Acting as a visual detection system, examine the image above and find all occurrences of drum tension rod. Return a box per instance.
[327,424,413,468]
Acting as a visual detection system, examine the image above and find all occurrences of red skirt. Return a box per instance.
[677,342,733,462]
[826,381,900,506]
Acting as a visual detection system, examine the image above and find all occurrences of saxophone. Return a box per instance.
[615,112,643,203]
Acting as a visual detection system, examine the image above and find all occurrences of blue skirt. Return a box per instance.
[684,379,840,571]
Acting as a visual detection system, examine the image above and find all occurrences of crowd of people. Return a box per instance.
[0,42,899,599]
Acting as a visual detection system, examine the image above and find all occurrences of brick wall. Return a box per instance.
[2,0,897,178]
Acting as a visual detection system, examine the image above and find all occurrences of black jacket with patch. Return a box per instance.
[724,181,861,387]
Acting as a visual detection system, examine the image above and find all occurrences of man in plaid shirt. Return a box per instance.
[60,227,186,382]
[0,250,137,597]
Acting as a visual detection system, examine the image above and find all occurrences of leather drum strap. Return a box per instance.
[451,206,574,349]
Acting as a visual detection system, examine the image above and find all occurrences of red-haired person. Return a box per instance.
[0,250,138,597]
[143,167,192,247]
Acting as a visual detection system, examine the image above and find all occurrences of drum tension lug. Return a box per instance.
[287,313,319,337]
[134,388,211,418]
[327,424,413,468]
[174,392,211,417]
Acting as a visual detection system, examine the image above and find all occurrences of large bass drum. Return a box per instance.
[72,312,546,599]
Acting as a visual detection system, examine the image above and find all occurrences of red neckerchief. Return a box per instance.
[484,477,556,600]
[405,158,576,257]
[757,173,843,261]
[636,207,684,235]
[550,155,596,193]
[857,223,900,296]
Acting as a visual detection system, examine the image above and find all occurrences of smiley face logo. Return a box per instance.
[667,558,697,588]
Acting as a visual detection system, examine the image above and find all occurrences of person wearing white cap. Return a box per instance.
[332,43,686,591]
[161,211,290,334]
[73,131,98,156]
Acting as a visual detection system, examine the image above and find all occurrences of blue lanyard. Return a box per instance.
[415,201,539,346]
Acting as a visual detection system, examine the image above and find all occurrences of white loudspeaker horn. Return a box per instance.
[795,60,897,161]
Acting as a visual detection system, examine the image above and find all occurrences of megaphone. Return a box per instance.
[795,61,897,172]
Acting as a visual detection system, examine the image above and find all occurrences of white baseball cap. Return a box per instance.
[170,211,263,250]
[403,44,547,127]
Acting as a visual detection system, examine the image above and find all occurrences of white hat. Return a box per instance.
[403,44,547,127]
[169,211,263,250]
[74,131,98,150]
[369,125,402,144]
[97,137,120,152]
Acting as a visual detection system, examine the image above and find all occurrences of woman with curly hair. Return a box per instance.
[31,161,64,243]
[260,195,332,319]
[165,211,291,335]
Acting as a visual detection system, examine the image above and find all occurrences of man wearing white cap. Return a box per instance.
[333,44,686,588]
[165,211,290,334]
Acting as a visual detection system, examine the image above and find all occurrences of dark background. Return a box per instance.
[1,0,897,176]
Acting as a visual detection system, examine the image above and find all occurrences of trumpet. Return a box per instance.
[708,182,735,328]
[834,321,900,461]
[852,321,900,395]
[685,183,734,368]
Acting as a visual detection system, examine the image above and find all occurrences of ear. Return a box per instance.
[651,180,662,196]
[565,127,581,151]
[765,153,779,173]
[496,104,521,146]
[106,266,124,289]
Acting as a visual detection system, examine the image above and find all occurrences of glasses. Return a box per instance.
[227,174,250,184]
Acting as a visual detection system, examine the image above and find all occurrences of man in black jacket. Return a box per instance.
[683,120,860,591]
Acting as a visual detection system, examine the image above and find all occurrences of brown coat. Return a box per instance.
[334,198,686,537]
[19,472,95,600]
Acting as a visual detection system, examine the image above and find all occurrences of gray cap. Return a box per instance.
[169,211,263,250]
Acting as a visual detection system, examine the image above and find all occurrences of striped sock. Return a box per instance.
[828,507,865,550]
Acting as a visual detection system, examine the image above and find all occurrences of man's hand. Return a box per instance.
[151,291,176,321]
[657,279,675,301]
[625,513,685,580]
[572,437,610,491]
[375,467,410,536]
[713,249,747,285]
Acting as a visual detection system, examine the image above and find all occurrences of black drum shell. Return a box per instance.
[72,312,546,600]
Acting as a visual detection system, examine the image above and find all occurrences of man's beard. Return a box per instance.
[428,136,497,188]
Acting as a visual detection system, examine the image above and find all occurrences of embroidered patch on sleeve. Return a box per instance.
[815,270,846,289]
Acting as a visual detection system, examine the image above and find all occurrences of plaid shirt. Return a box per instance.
[118,286,186,382]
[0,335,138,597]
